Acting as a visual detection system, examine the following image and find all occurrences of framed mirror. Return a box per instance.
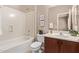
[57,5,79,31]
[57,12,69,31]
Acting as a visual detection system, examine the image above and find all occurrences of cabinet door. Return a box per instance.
[44,37,59,53]
[74,43,79,53]
[60,40,76,53]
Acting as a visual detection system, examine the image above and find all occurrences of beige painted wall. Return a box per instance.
[25,11,36,37]
[77,6,79,31]
[48,5,72,30]
[37,5,49,33]
[37,5,74,33]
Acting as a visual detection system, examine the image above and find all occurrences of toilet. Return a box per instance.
[31,34,44,53]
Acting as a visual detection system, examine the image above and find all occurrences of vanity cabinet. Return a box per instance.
[60,40,76,53]
[44,37,79,53]
[44,37,59,53]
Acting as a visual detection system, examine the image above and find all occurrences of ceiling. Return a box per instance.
[5,5,36,13]
[2,5,71,13]
[5,5,58,13]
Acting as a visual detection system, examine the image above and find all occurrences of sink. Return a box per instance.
[51,32,71,37]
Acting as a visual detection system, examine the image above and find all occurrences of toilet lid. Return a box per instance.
[31,42,42,48]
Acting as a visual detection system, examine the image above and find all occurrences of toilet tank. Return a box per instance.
[37,34,44,43]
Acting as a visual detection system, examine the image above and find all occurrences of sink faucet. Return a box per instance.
[59,32,63,35]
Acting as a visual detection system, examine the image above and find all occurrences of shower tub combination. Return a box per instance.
[0,36,34,53]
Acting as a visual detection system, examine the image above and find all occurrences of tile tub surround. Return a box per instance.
[44,32,79,43]
[0,6,36,41]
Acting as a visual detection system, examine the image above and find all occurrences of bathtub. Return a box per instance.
[0,36,34,53]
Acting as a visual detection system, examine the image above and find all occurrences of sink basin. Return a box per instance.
[51,32,71,37]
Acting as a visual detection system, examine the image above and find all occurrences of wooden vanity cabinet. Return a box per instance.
[60,40,76,53]
[44,37,79,53]
[44,37,59,53]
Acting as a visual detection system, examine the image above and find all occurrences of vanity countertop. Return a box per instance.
[44,33,79,43]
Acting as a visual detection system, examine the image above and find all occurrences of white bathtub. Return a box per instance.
[0,36,34,53]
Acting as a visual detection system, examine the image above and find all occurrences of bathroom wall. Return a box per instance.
[37,5,49,33]
[0,7,2,35]
[48,5,72,30]
[25,11,36,37]
[77,6,79,31]
[37,5,73,33]
[0,6,36,41]
[0,6,27,40]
